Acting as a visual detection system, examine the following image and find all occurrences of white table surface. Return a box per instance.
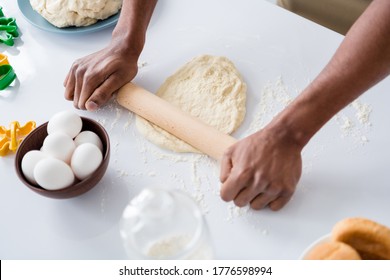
[1,0,390,260]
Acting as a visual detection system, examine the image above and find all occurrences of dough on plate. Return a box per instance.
[136,55,247,153]
[30,0,122,28]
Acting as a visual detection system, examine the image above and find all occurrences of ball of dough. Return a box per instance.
[136,55,247,153]
[30,0,122,28]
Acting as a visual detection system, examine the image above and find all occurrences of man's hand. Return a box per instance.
[64,42,138,111]
[220,127,303,211]
[63,0,158,111]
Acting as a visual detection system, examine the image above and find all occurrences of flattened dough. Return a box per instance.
[30,0,122,28]
[136,55,247,153]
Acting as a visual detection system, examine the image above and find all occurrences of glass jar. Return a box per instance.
[119,187,214,259]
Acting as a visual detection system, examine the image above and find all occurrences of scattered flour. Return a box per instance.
[334,99,372,148]
[352,100,372,125]
[137,61,148,68]
[245,76,293,135]
[116,169,128,178]
[110,108,123,131]
[123,112,134,131]
[226,204,250,222]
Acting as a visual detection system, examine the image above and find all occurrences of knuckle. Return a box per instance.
[253,173,268,188]
[71,60,81,71]
[219,192,229,202]
[269,198,288,211]
[64,88,73,100]
[220,188,232,202]
[251,204,261,211]
[75,65,87,77]
[266,184,282,195]
[250,200,264,210]
[281,183,295,196]
[233,192,246,206]
[64,93,73,101]
[269,204,281,211]
[93,89,110,101]
[74,69,82,78]
[267,179,296,196]
[234,197,248,208]
[78,98,87,110]
[224,146,234,157]
[235,167,251,180]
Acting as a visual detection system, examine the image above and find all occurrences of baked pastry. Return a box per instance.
[332,217,390,260]
[305,241,361,260]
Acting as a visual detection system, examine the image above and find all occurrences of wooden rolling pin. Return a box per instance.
[117,83,237,161]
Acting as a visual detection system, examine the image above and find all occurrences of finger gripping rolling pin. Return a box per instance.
[117,83,237,161]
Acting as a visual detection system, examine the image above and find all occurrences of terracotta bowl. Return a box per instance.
[15,117,110,199]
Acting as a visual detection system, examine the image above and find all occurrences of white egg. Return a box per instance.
[71,143,103,180]
[21,150,47,185]
[47,111,82,138]
[34,158,75,190]
[74,131,103,152]
[41,132,76,163]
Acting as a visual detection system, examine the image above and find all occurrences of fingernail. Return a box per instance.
[86,101,98,111]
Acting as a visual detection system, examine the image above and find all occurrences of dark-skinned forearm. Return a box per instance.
[268,0,390,148]
[111,0,158,58]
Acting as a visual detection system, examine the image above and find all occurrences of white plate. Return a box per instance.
[17,0,119,34]
[300,234,331,260]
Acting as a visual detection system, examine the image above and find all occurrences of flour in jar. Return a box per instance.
[146,234,214,260]
[136,55,247,153]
